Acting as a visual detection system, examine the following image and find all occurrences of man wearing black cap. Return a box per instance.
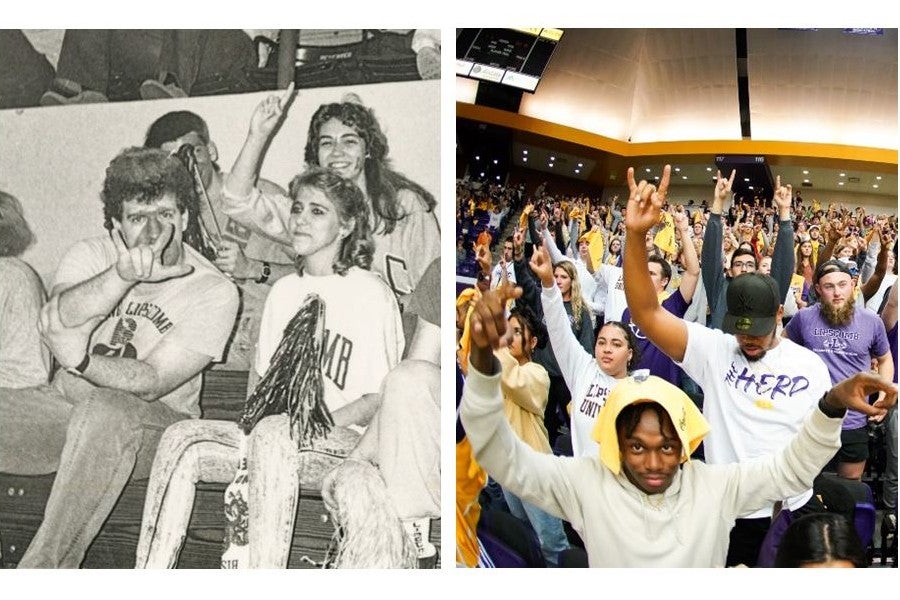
[622,165,833,566]
[784,258,893,481]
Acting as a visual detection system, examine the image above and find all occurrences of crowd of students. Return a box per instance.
[0,84,440,568]
[456,169,898,568]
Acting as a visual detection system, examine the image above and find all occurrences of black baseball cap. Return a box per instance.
[814,259,853,283]
[722,273,781,336]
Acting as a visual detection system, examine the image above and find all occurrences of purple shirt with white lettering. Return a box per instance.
[784,305,891,429]
[622,289,690,385]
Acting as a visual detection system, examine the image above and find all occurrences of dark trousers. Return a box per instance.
[545,375,572,449]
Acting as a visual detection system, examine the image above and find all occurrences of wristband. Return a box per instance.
[818,391,847,419]
[66,353,91,377]
[256,261,271,284]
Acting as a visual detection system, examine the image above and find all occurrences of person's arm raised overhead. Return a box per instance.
[702,169,735,310]
[623,165,689,362]
[224,82,295,201]
[770,175,796,302]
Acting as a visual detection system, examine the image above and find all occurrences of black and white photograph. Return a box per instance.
[0,28,440,570]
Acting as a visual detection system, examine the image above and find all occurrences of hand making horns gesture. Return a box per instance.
[111,224,193,283]
[625,164,671,236]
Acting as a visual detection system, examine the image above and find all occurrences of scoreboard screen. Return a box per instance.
[456,28,564,92]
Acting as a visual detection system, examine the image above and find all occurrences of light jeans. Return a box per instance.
[135,414,303,568]
[136,359,441,567]
[501,487,570,566]
[0,372,185,568]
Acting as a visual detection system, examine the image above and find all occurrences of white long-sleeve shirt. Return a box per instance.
[461,359,842,567]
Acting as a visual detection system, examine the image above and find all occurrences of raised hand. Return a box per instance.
[672,205,689,231]
[528,241,554,287]
[512,226,525,255]
[474,242,491,275]
[772,175,793,213]
[625,165,671,236]
[498,257,510,290]
[712,169,736,210]
[249,81,295,140]
[539,209,550,231]
[111,225,193,284]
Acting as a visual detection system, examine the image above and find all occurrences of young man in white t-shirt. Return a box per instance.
[0,148,239,568]
[622,164,832,567]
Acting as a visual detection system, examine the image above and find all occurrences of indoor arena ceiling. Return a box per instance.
[457,28,898,199]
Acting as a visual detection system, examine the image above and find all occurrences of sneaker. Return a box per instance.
[140,79,187,100]
[402,516,437,567]
[40,89,108,106]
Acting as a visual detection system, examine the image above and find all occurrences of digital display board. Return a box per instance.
[456,28,564,92]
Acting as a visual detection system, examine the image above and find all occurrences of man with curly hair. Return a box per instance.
[0,148,238,568]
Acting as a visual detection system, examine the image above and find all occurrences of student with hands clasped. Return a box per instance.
[459,165,898,567]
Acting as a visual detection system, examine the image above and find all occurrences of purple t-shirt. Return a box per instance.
[622,289,690,385]
[784,305,891,429]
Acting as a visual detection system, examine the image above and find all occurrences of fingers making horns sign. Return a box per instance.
[111,224,193,284]
[625,164,671,235]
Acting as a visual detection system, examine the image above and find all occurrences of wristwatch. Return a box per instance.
[65,353,91,377]
[256,261,271,284]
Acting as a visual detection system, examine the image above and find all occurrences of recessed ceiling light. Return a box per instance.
[493,159,498,164]
[876,176,882,180]
[480,172,484,177]
[523,149,528,154]
[712,176,717,181]
[654,176,660,181]
[706,167,712,172]
[873,184,879,189]
[645,168,651,173]
[578,162,583,167]
[548,163,553,167]
[744,178,750,182]
[575,169,580,174]
[748,186,754,190]
[475,155,480,161]
[802,170,809,175]
[496,175,501,180]
[523,157,527,162]
[839,173,846,177]
[682,175,687,180]
[550,156,556,161]
[838,181,845,186]
[674,167,681,173]
[803,179,809,183]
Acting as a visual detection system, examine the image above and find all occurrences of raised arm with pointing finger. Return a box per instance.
[622,165,689,361]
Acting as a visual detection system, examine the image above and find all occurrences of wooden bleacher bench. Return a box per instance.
[0,370,439,568]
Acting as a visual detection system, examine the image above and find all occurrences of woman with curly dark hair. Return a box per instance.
[136,167,405,568]
[222,84,439,303]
